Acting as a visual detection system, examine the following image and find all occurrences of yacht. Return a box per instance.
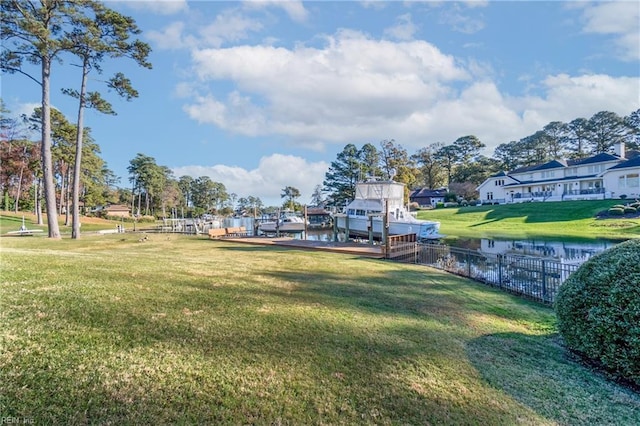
[335,180,442,241]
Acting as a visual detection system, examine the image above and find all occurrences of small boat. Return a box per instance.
[259,213,308,233]
[306,207,333,230]
[335,179,443,241]
[5,216,44,236]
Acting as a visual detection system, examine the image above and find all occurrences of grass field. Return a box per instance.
[417,200,640,240]
[1,234,639,424]
[0,212,126,234]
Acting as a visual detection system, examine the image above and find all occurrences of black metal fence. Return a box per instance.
[391,243,580,305]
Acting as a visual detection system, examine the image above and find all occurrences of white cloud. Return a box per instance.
[242,0,309,23]
[185,30,469,146]
[147,9,263,50]
[146,21,193,50]
[198,9,264,48]
[516,74,640,127]
[579,1,640,61]
[123,0,187,15]
[438,4,485,34]
[461,0,489,9]
[14,101,40,118]
[179,29,637,158]
[172,154,328,206]
[384,14,418,41]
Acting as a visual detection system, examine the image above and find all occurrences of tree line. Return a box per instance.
[322,109,639,205]
[0,110,267,220]
[2,0,150,238]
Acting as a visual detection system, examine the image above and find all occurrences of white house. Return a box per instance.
[477,143,640,204]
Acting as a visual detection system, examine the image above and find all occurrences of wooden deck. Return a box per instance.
[214,236,384,258]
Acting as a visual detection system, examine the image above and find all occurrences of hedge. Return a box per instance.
[555,239,640,387]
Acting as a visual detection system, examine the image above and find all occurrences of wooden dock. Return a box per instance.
[215,236,384,258]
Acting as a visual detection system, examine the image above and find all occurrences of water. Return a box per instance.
[222,217,622,264]
[444,236,619,264]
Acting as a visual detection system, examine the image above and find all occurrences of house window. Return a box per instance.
[541,170,555,179]
[564,167,577,177]
[494,179,504,186]
[619,173,640,188]
[487,192,493,200]
[588,164,605,174]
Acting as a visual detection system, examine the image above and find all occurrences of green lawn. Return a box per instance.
[1,234,638,424]
[0,212,145,234]
[417,200,640,240]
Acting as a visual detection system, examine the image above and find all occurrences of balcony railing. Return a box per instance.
[563,188,605,196]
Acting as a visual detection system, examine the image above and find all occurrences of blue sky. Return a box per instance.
[3,0,639,206]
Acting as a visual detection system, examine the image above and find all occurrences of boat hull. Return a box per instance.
[335,216,442,240]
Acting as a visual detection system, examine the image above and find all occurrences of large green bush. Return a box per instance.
[555,239,640,387]
[608,207,624,215]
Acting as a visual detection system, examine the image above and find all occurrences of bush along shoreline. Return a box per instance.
[555,238,640,391]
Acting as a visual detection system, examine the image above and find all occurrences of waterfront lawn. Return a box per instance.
[1,235,638,424]
[417,200,640,239]
[0,212,126,234]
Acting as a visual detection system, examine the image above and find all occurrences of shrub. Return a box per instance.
[620,194,628,200]
[607,208,624,215]
[555,239,640,387]
[435,202,444,209]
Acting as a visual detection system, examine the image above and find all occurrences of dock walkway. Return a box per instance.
[215,236,384,258]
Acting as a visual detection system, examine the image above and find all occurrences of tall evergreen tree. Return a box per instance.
[586,111,630,153]
[323,144,362,207]
[63,2,151,238]
[281,186,301,210]
[566,118,590,159]
[411,143,446,189]
[1,0,96,238]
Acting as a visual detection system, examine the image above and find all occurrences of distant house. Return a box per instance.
[409,188,448,207]
[477,143,640,204]
[103,204,130,218]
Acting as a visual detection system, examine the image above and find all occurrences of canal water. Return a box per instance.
[443,237,619,264]
[224,217,621,265]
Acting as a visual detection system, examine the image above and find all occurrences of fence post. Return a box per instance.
[498,254,503,287]
[541,260,547,302]
[466,251,471,277]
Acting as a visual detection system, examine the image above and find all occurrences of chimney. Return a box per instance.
[613,142,626,158]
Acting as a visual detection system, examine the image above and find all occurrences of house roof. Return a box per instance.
[490,171,508,178]
[105,204,130,212]
[410,188,447,198]
[510,152,621,174]
[625,150,640,160]
[571,152,620,165]
[606,155,640,171]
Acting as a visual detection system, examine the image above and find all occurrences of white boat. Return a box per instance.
[5,216,44,236]
[335,180,443,241]
[259,214,307,233]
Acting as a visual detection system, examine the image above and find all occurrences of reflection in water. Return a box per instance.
[222,217,621,265]
[446,237,618,264]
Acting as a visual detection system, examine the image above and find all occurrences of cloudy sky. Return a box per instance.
[4,0,639,205]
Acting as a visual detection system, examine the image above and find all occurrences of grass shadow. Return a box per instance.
[7,274,539,424]
[466,332,640,425]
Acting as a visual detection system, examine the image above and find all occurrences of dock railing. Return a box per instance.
[390,242,580,305]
